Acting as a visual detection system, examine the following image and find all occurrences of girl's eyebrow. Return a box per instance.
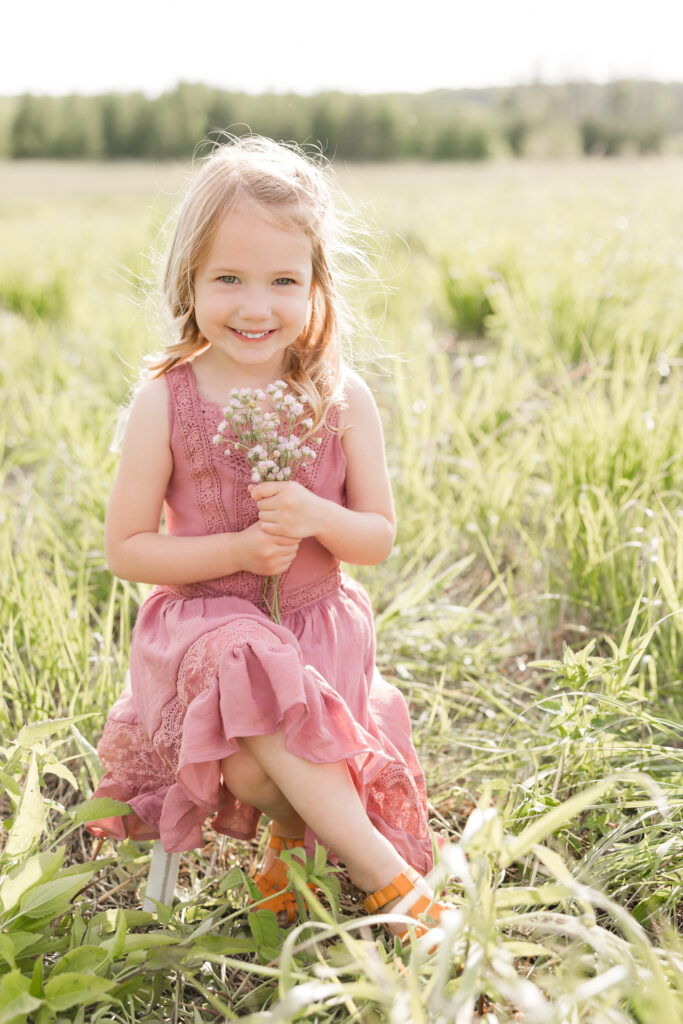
[206,265,306,276]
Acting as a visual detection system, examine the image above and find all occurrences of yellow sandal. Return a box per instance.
[364,865,455,945]
[249,834,318,924]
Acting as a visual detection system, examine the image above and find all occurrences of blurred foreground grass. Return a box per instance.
[0,158,681,1022]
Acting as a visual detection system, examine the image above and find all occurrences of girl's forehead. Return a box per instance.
[204,203,312,264]
[221,199,308,237]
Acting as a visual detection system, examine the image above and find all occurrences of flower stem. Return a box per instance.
[262,575,281,624]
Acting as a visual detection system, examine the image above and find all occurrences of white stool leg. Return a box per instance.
[143,840,180,912]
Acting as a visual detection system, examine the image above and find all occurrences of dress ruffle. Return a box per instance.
[89,587,433,874]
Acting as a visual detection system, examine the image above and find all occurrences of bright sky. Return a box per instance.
[4,0,681,96]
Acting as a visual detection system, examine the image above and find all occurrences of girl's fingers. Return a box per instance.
[254,497,279,511]
[250,482,283,501]
[260,522,297,544]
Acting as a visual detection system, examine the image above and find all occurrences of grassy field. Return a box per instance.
[0,156,682,1022]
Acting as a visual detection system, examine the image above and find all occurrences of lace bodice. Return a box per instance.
[161,362,346,613]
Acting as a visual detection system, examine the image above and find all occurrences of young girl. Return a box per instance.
[88,135,452,940]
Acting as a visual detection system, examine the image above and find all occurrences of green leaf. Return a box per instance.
[43,972,114,1011]
[494,884,569,909]
[3,754,44,860]
[107,907,127,962]
[0,850,64,915]
[18,870,98,919]
[313,841,327,874]
[0,773,21,801]
[43,762,79,790]
[144,897,172,924]
[68,796,132,826]
[632,894,668,924]
[217,866,244,894]
[503,940,551,958]
[69,911,86,948]
[15,715,95,747]
[531,843,577,885]
[49,946,109,977]
[58,858,114,879]
[100,933,181,955]
[0,938,15,970]
[0,970,43,1024]
[181,935,256,957]
[89,908,151,931]
[29,957,43,999]
[69,725,102,790]
[248,908,281,951]
[2,933,44,961]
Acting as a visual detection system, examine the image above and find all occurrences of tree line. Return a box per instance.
[0,80,681,161]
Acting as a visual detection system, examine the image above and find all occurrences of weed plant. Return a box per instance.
[0,159,681,1021]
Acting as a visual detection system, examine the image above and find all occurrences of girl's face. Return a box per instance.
[193,203,313,381]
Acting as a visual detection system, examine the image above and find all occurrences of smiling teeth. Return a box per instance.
[235,329,271,339]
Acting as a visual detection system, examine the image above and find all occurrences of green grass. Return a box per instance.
[0,157,682,1022]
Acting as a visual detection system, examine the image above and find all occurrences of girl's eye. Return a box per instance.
[218,275,238,284]
[274,277,296,286]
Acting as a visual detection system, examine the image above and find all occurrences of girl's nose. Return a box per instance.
[239,288,271,320]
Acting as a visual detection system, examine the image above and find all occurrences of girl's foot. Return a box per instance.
[249,832,317,924]
[258,831,301,875]
[364,865,456,945]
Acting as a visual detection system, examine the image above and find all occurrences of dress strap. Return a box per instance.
[166,363,230,536]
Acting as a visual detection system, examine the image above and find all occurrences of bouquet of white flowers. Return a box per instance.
[213,380,321,621]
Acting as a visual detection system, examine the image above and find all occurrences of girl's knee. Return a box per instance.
[221,745,282,807]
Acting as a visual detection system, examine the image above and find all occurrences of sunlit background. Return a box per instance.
[4,0,682,95]
[1,2,682,1019]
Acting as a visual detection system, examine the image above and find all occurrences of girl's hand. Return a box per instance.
[249,481,321,540]
[239,521,300,576]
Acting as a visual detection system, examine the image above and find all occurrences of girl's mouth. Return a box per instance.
[229,327,276,341]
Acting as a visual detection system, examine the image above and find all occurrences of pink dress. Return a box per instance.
[88,362,433,874]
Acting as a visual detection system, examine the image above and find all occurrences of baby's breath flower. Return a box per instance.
[214,384,319,487]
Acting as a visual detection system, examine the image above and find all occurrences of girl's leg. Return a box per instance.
[221,744,306,872]
[238,727,429,898]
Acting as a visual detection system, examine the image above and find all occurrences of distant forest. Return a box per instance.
[1,80,682,161]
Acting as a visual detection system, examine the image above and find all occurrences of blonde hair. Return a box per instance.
[148,134,357,431]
